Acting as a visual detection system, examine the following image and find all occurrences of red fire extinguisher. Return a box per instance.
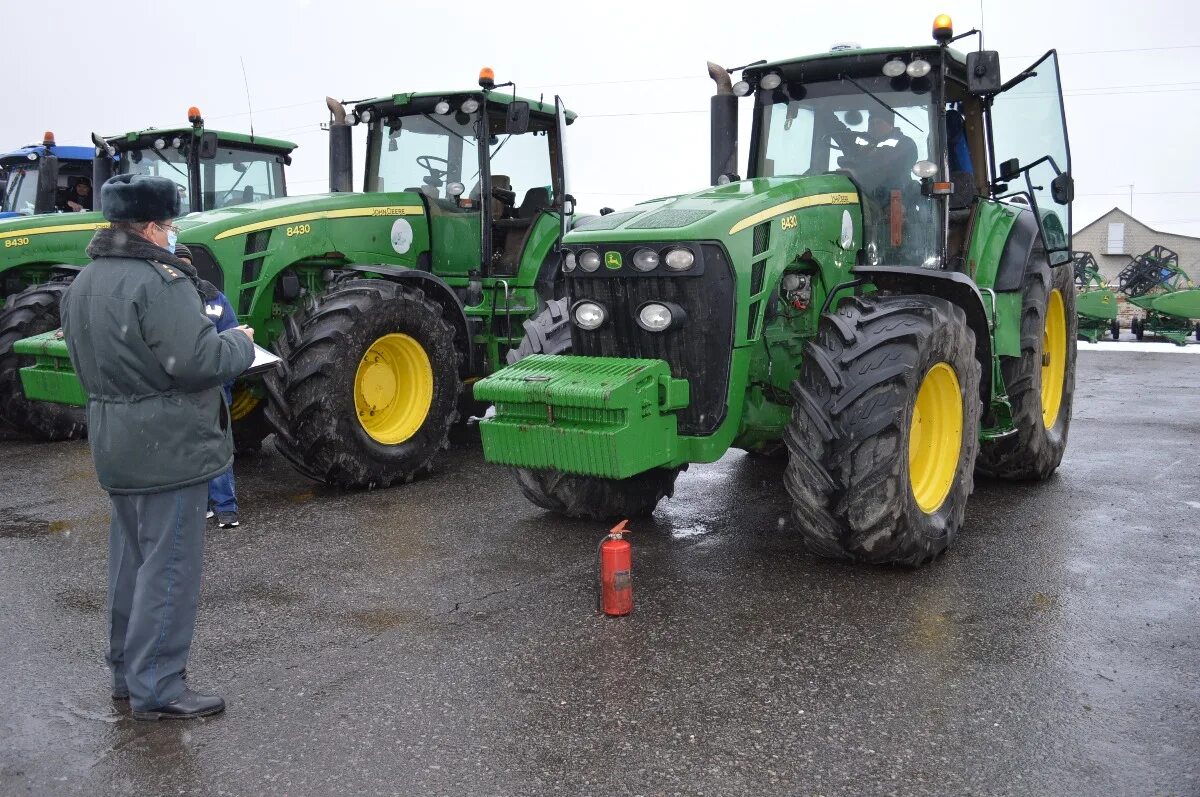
[599,520,633,616]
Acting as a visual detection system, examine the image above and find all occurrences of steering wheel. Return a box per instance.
[416,155,449,185]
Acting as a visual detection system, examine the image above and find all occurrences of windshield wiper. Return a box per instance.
[146,147,188,179]
[840,75,924,133]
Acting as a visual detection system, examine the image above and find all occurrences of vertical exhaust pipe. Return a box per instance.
[708,62,738,186]
[90,132,115,212]
[33,133,60,215]
[326,97,353,193]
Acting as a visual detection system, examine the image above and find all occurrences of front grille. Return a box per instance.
[566,243,735,436]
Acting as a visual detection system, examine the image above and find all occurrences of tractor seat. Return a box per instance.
[494,187,551,230]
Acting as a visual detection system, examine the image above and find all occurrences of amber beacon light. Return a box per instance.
[933,14,954,43]
[478,67,495,90]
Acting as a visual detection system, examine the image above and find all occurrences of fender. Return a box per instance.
[993,210,1040,291]
[341,263,475,375]
[853,265,992,405]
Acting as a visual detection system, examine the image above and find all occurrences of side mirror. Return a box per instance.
[1051,172,1074,204]
[999,157,1020,182]
[562,194,575,216]
[966,50,1002,95]
[198,132,219,160]
[506,101,530,135]
[599,207,615,216]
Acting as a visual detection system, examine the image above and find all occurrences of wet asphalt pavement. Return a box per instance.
[1,350,1197,797]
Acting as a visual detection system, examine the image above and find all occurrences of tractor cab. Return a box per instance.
[0,134,94,217]
[349,73,574,280]
[732,17,1073,272]
[97,107,295,214]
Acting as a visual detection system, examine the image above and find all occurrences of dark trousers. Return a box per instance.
[106,483,207,711]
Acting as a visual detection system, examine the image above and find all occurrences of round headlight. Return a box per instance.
[578,249,602,272]
[347,111,360,126]
[562,251,577,272]
[573,301,606,330]
[733,80,752,97]
[882,59,907,78]
[637,303,674,333]
[664,248,695,271]
[447,181,465,197]
[360,109,373,124]
[461,98,480,114]
[632,248,660,272]
[434,101,451,115]
[906,59,931,78]
[759,72,782,90]
[154,138,166,150]
[171,137,182,148]
[781,273,802,291]
[26,152,37,160]
[911,160,938,179]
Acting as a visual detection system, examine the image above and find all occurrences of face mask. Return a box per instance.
[159,225,178,254]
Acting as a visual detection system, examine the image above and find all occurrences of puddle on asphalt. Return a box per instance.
[0,514,72,539]
[670,522,712,540]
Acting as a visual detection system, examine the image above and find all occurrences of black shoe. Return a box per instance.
[132,689,225,721]
[217,512,239,529]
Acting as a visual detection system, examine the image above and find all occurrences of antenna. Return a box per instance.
[240,56,256,141]
[979,0,985,49]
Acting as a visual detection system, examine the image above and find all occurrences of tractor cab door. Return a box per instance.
[991,50,1073,264]
[482,100,562,278]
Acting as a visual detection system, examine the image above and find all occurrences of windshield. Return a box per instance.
[754,75,939,267]
[367,111,482,205]
[1,163,38,215]
[118,142,287,213]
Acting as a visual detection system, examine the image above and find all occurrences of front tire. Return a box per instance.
[264,280,462,488]
[505,298,683,518]
[785,295,982,565]
[0,282,86,441]
[976,252,1077,480]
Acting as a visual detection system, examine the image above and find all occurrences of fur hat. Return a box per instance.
[100,174,181,222]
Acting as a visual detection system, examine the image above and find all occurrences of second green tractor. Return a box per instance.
[475,19,1079,565]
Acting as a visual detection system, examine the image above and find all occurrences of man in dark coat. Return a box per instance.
[60,174,255,720]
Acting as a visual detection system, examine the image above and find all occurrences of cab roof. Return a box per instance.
[108,128,297,153]
[751,44,969,74]
[1,144,94,162]
[355,90,576,123]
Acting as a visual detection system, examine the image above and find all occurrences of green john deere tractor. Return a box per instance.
[19,72,578,487]
[1073,251,1119,342]
[0,109,295,439]
[474,17,1078,565]
[1118,245,1200,345]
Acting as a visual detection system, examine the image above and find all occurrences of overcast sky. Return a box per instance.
[9,0,1198,237]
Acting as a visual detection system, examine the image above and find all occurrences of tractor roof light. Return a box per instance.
[461,98,480,114]
[359,109,374,124]
[759,72,782,90]
[479,67,495,90]
[434,100,451,115]
[907,58,932,78]
[882,59,907,78]
[154,138,166,150]
[933,13,953,43]
[732,80,752,96]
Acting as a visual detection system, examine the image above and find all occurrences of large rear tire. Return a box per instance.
[976,252,1076,480]
[785,295,981,565]
[264,280,462,488]
[0,282,86,441]
[505,298,683,518]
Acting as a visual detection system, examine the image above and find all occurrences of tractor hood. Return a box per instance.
[0,209,108,237]
[565,174,859,244]
[175,191,426,243]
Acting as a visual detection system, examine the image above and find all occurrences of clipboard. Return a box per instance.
[243,343,283,377]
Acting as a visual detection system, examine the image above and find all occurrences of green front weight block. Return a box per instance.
[473,354,689,480]
[14,331,87,407]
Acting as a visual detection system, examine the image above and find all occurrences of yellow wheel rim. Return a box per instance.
[1040,289,1067,429]
[354,333,434,445]
[229,387,260,422]
[908,362,964,514]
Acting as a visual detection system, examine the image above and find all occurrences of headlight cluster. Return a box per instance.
[571,300,684,333]
[563,246,696,274]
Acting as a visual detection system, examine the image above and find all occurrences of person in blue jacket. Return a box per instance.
[175,244,240,529]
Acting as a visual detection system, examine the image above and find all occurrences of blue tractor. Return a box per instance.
[0,134,95,219]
